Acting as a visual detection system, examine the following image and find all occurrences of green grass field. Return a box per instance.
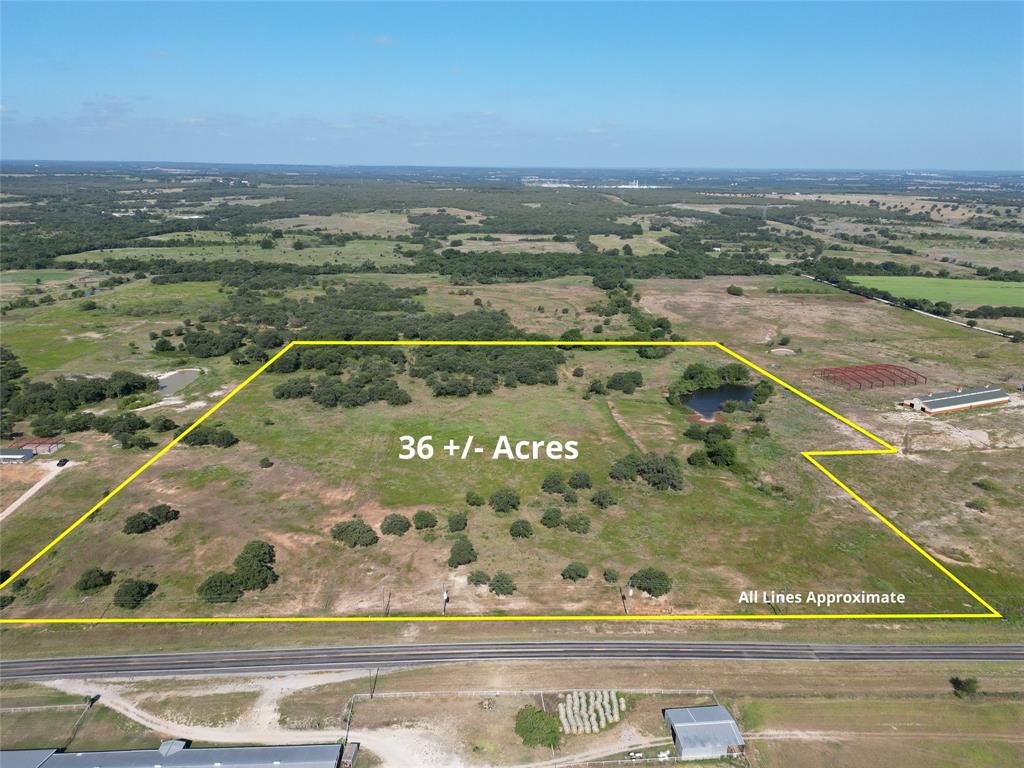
[850,276,1024,307]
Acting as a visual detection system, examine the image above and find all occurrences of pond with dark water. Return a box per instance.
[684,384,754,419]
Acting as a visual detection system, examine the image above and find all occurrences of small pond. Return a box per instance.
[684,384,754,419]
[158,368,201,395]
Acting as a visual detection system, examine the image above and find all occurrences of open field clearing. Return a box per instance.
[849,276,1024,307]
[56,238,413,267]
[451,234,579,254]
[263,211,417,236]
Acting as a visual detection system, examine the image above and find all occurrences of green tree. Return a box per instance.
[541,472,566,494]
[489,571,517,595]
[447,511,468,532]
[331,518,379,548]
[591,489,616,509]
[197,572,244,603]
[113,579,156,609]
[629,567,672,597]
[510,519,534,539]
[147,504,179,524]
[448,537,478,568]
[74,568,115,592]
[561,562,588,581]
[603,568,620,584]
[413,510,438,530]
[234,540,277,591]
[540,508,563,528]
[381,514,412,536]
[465,491,484,506]
[564,514,591,534]
[514,705,561,748]
[468,570,490,586]
[122,512,158,535]
[489,487,520,514]
[568,471,591,489]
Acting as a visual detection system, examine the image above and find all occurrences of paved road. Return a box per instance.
[3,642,1022,680]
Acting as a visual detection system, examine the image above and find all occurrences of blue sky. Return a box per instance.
[2,2,1021,169]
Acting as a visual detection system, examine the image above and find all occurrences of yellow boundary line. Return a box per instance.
[0,340,1001,624]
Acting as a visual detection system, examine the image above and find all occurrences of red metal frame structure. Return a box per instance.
[814,364,927,389]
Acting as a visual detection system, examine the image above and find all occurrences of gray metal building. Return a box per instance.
[1,742,358,768]
[663,705,745,761]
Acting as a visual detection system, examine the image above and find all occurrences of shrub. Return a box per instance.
[448,537,478,568]
[0,595,14,611]
[684,423,706,441]
[197,571,244,603]
[259,457,274,468]
[687,449,709,466]
[562,488,578,504]
[950,676,980,698]
[607,371,643,394]
[510,520,534,539]
[465,491,485,506]
[147,504,179,524]
[564,514,591,534]
[751,380,775,404]
[610,452,684,490]
[541,471,566,494]
[489,487,520,514]
[468,570,490,586]
[150,415,178,432]
[447,511,468,532]
[706,440,737,467]
[973,478,999,492]
[74,568,115,592]
[331,518,379,548]
[568,471,592,489]
[591,489,616,509]
[381,514,412,536]
[489,571,517,595]
[413,510,438,530]
[514,704,561,748]
[113,579,156,609]
[726,285,744,296]
[629,567,672,597]
[540,508,563,528]
[122,512,158,535]
[572,367,584,377]
[603,568,620,584]
[561,562,589,581]
[748,424,770,439]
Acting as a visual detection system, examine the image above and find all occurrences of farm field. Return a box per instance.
[0,340,997,621]
[849,275,1024,307]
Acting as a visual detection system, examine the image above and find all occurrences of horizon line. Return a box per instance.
[2,159,1022,175]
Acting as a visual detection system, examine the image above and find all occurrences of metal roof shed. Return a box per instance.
[664,705,745,761]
